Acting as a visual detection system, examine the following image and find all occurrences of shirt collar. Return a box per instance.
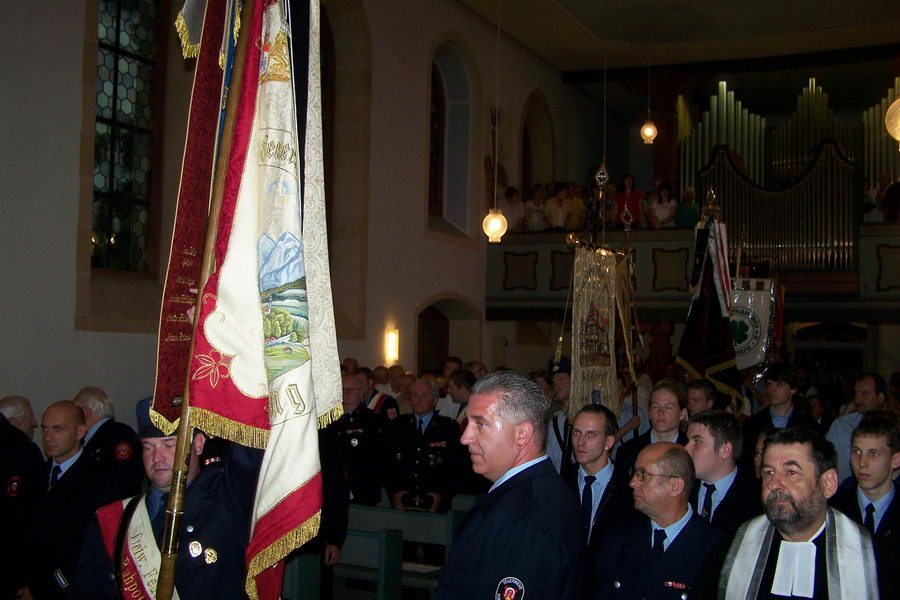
[83,417,110,445]
[415,411,435,430]
[490,456,548,492]
[54,448,83,476]
[579,459,614,487]
[703,465,738,492]
[857,483,895,522]
[650,505,693,548]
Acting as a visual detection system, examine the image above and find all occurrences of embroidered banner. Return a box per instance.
[570,246,618,420]
[730,278,778,371]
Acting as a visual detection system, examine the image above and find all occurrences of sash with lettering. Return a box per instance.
[96,499,180,600]
[183,1,342,599]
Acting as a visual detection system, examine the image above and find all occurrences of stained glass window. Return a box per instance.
[92,0,159,272]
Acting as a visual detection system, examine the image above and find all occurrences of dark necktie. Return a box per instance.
[48,465,62,490]
[417,418,424,436]
[864,503,876,534]
[700,482,716,521]
[652,528,667,561]
[581,475,596,531]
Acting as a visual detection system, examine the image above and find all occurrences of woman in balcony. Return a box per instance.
[525,182,551,232]
[613,173,643,229]
[648,181,677,229]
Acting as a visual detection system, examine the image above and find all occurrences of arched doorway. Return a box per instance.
[416,295,482,375]
[520,89,554,194]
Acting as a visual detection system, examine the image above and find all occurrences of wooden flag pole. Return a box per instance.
[156,0,256,598]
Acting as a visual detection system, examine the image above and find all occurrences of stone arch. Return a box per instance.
[519,88,555,194]
[322,0,372,340]
[414,292,482,375]
[425,38,482,237]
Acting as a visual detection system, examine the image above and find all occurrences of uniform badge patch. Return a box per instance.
[189,540,203,557]
[6,476,21,496]
[387,408,397,419]
[495,577,524,600]
[115,441,133,461]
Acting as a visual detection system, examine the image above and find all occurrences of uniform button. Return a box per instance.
[613,581,620,589]
[186,525,194,532]
[681,594,687,600]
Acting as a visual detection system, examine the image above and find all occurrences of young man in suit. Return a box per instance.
[685,410,762,538]
[596,443,726,599]
[615,379,688,475]
[569,404,638,596]
[830,411,900,598]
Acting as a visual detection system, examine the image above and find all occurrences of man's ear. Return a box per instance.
[890,451,900,471]
[669,476,686,497]
[192,432,207,457]
[719,441,734,461]
[515,420,535,450]
[604,434,616,453]
[820,468,839,499]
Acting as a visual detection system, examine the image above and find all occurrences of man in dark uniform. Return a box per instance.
[685,410,762,538]
[568,404,638,597]
[387,378,463,512]
[73,385,143,496]
[615,379,689,475]
[357,368,399,421]
[596,443,726,600]
[438,371,585,600]
[22,401,123,600]
[68,404,263,600]
[830,412,900,598]
[324,373,386,506]
[1,408,44,600]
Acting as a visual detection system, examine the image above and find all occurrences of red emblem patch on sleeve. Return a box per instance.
[115,441,133,461]
[387,408,398,420]
[6,476,21,497]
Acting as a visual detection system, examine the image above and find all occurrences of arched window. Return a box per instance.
[428,43,471,234]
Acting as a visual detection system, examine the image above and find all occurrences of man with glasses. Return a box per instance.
[596,442,725,599]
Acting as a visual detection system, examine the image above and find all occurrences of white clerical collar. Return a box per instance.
[771,520,826,598]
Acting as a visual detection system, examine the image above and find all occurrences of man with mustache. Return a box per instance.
[721,427,879,599]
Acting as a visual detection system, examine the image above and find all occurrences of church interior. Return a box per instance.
[2,0,900,424]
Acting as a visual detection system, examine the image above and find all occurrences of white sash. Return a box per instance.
[720,508,879,599]
[120,498,181,600]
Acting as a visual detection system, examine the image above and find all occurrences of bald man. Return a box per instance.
[596,443,726,599]
[21,401,122,600]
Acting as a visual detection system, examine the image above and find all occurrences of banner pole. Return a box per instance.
[156,0,256,598]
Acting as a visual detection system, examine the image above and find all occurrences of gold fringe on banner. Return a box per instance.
[188,406,270,449]
[245,509,321,600]
[570,246,618,421]
[175,12,201,58]
[316,404,343,430]
[150,408,180,436]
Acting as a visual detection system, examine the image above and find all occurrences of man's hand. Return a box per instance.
[323,544,342,567]
[426,492,442,513]
[391,490,407,511]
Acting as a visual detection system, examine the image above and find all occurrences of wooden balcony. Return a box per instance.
[485,223,900,324]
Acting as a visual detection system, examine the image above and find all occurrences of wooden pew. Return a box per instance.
[347,505,465,599]
[333,528,403,600]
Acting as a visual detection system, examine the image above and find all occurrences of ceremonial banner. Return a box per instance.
[571,246,617,420]
[151,0,230,431]
[172,0,341,598]
[730,278,778,371]
[676,220,741,399]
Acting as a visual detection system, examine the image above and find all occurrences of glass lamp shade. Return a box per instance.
[886,98,900,150]
[641,119,658,144]
[482,208,508,243]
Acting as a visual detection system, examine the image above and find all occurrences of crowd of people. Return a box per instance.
[501,174,702,234]
[3,356,899,599]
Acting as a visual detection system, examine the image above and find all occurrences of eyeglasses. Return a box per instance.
[629,468,677,482]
